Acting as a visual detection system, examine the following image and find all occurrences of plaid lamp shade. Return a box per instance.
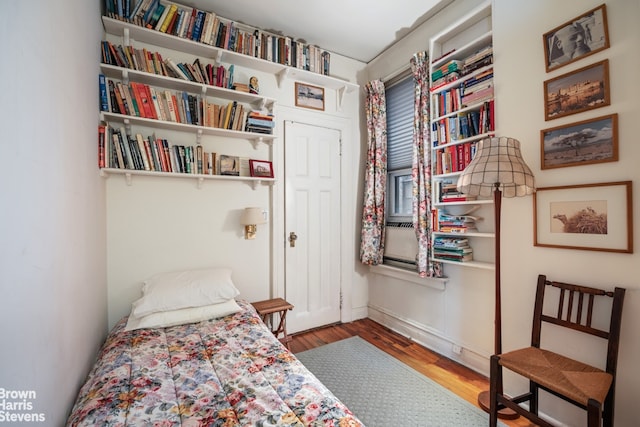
[457,137,536,198]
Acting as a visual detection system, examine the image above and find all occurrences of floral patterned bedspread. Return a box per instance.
[67,300,363,427]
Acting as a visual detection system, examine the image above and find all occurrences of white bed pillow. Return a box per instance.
[124,298,242,331]
[132,267,240,318]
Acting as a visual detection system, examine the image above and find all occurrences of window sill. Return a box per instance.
[370,264,447,290]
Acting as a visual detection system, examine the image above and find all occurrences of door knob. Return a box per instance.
[289,232,298,247]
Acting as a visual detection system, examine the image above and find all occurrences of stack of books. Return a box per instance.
[462,45,493,75]
[461,69,493,107]
[438,181,477,203]
[431,59,463,83]
[245,111,275,134]
[433,236,473,262]
[436,211,479,234]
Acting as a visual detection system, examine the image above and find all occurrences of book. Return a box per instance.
[146,3,165,29]
[99,74,109,111]
[98,124,106,168]
[135,133,151,170]
[158,3,177,32]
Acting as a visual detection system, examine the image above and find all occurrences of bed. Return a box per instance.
[67,268,363,427]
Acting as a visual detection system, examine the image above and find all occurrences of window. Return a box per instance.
[383,71,418,269]
[385,72,414,222]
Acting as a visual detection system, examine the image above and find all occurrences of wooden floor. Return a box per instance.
[289,318,537,427]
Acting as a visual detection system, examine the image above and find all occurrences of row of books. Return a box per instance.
[436,180,477,203]
[100,76,273,133]
[101,40,237,89]
[104,0,331,76]
[431,100,495,146]
[431,71,493,117]
[434,141,479,175]
[98,124,266,176]
[433,236,473,262]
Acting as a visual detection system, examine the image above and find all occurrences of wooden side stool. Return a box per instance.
[251,298,294,349]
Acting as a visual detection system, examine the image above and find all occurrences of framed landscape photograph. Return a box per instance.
[533,181,633,253]
[219,154,240,176]
[544,59,609,121]
[540,113,618,170]
[295,82,325,111]
[249,159,274,178]
[544,4,609,72]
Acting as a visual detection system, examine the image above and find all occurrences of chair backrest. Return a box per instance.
[531,274,625,375]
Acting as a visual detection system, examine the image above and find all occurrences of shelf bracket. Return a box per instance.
[125,172,132,186]
[337,85,347,111]
[123,117,132,135]
[122,69,129,85]
[197,177,204,189]
[276,68,290,88]
[123,27,131,46]
[249,181,259,190]
[214,50,223,65]
[196,128,203,145]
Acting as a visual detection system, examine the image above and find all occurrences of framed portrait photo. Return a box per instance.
[295,82,325,111]
[543,59,609,121]
[540,113,618,170]
[533,181,633,253]
[543,4,609,72]
[249,159,274,178]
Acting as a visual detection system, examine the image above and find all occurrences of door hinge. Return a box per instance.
[340,291,343,309]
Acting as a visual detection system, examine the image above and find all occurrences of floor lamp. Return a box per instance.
[456,137,536,419]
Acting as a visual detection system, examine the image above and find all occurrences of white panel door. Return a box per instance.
[284,121,342,333]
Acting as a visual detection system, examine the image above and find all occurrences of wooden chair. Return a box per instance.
[489,274,625,427]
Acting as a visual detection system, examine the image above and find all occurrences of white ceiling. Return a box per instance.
[180,0,450,63]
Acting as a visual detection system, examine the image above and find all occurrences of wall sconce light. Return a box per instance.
[240,207,267,239]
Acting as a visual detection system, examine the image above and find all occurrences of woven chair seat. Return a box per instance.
[499,346,612,406]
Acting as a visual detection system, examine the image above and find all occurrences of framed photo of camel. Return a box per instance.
[533,181,632,253]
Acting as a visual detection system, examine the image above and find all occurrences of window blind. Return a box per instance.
[386,75,414,171]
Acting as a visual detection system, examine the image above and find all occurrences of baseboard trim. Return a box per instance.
[368,303,490,376]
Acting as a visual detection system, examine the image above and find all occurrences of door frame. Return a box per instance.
[271,105,356,325]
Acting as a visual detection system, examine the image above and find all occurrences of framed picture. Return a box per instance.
[219,154,240,176]
[543,4,609,72]
[544,59,609,121]
[249,159,274,178]
[295,82,325,111]
[540,113,618,170]
[533,181,633,253]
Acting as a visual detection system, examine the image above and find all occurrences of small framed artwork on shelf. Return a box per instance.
[249,159,274,178]
[543,4,609,72]
[295,82,325,111]
[533,181,633,253]
[540,113,618,169]
[543,59,609,121]
[219,155,240,176]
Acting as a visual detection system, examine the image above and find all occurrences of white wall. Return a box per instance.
[105,26,368,327]
[0,1,107,425]
[365,0,640,426]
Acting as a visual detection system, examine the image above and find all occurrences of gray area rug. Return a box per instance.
[296,336,506,427]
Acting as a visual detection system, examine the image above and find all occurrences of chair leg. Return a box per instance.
[489,355,501,427]
[602,389,614,427]
[587,398,602,427]
[529,381,538,415]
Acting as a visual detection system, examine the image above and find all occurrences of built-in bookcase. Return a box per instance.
[429,0,496,270]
